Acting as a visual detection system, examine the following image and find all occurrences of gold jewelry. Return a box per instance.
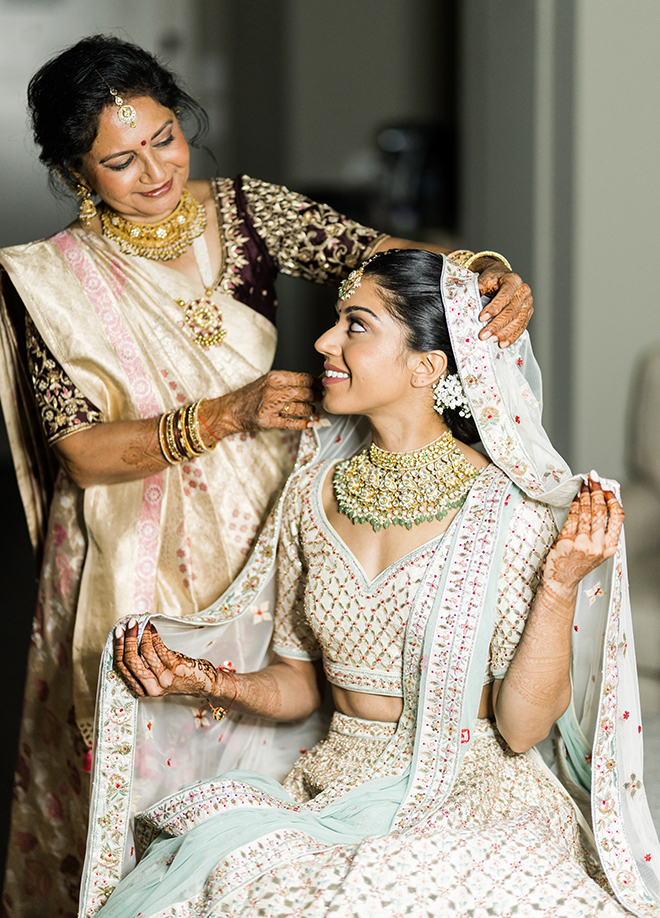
[208,666,238,722]
[175,295,226,349]
[164,410,184,463]
[447,249,475,268]
[464,251,512,272]
[338,253,381,300]
[177,406,204,458]
[100,188,207,261]
[157,401,215,464]
[186,400,210,453]
[333,431,480,532]
[158,412,177,464]
[75,181,97,225]
[283,403,291,414]
[96,70,137,128]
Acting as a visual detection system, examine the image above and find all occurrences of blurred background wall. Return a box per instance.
[1,0,659,886]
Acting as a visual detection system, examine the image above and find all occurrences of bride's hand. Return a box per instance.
[542,476,624,591]
[114,620,217,698]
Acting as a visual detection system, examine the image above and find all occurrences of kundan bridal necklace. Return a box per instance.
[333,430,480,532]
[100,187,207,261]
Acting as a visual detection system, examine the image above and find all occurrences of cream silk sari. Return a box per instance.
[0,226,295,732]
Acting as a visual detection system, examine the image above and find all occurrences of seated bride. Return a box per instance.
[82,250,659,917]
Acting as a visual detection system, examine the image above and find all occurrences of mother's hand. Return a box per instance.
[114,620,217,698]
[473,258,534,349]
[543,476,624,590]
[210,370,320,434]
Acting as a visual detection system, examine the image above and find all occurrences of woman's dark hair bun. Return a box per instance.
[362,249,480,444]
[28,34,208,190]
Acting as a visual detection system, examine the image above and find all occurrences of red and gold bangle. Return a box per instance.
[196,398,221,449]
[208,665,238,721]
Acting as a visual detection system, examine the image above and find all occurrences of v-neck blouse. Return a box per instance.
[272,459,557,698]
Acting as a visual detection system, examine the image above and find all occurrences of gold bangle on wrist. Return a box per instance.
[187,400,209,454]
[464,250,512,272]
[158,400,217,464]
[447,249,475,268]
[158,412,178,464]
[165,409,185,462]
[177,405,204,458]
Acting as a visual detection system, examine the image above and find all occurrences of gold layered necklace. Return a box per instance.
[100,188,207,261]
[333,430,480,532]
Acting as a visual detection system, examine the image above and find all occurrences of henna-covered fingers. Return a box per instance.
[603,487,625,557]
[477,268,533,347]
[113,622,146,696]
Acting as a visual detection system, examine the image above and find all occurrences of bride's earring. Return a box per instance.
[433,374,472,419]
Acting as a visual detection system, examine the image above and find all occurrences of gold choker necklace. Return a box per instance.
[333,431,480,532]
[100,188,207,261]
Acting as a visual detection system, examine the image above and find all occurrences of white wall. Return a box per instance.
[571,2,660,476]
[461,0,660,481]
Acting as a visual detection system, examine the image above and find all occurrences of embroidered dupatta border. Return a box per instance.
[80,419,342,915]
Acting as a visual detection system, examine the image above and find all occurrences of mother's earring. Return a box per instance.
[71,171,97,225]
[75,182,97,225]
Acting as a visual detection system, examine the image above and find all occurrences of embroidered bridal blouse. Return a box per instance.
[273,460,557,694]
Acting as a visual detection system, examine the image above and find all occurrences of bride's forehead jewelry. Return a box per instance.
[338,253,381,300]
[95,69,137,129]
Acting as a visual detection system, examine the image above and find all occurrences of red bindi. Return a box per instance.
[141,140,147,146]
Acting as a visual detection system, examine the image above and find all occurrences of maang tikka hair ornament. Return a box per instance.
[338,254,381,300]
[95,70,137,128]
[433,373,472,419]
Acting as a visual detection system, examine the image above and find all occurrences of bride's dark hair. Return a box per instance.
[362,249,480,444]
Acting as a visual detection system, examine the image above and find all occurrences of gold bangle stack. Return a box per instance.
[158,399,215,464]
[448,249,512,272]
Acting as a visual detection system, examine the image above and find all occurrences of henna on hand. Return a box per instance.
[120,419,164,471]
[233,668,283,718]
[476,265,533,347]
[543,477,623,589]
[208,370,319,435]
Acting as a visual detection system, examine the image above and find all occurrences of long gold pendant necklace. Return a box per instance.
[333,430,480,532]
[100,189,226,349]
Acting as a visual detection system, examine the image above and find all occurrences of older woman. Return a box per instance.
[0,35,532,918]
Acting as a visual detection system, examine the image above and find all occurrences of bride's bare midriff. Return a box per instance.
[332,680,496,724]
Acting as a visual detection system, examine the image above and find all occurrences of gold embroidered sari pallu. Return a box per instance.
[0,227,294,732]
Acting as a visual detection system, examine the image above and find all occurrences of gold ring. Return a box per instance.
[283,403,291,414]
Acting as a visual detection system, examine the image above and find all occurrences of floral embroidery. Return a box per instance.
[26,312,103,442]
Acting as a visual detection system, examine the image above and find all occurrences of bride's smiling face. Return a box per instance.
[315,276,430,417]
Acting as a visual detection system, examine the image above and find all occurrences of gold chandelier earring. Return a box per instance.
[75,180,97,225]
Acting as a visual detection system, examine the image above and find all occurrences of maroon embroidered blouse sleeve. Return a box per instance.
[25,312,103,444]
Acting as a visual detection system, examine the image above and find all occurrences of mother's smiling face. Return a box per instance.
[81,95,190,223]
